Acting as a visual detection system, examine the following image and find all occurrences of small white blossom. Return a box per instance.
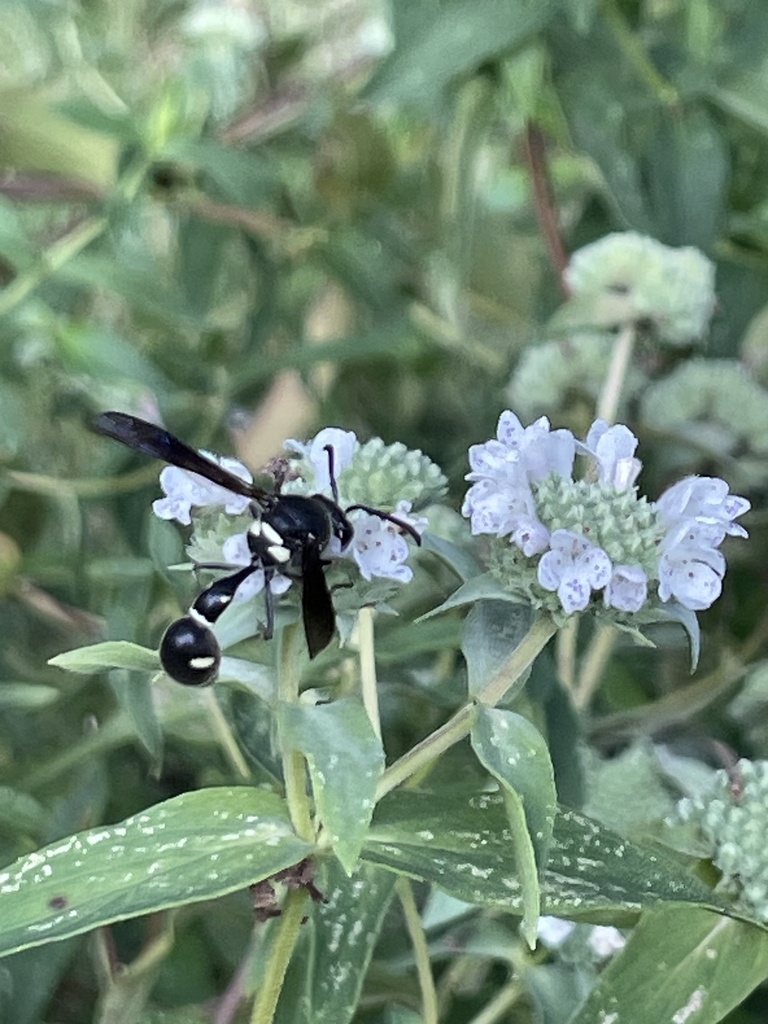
[152,454,253,525]
[657,476,750,539]
[587,925,626,958]
[654,476,750,612]
[658,543,725,611]
[463,411,571,541]
[580,420,641,490]
[604,564,648,612]
[511,515,550,557]
[348,501,426,583]
[536,916,576,947]
[537,530,613,613]
[284,427,357,494]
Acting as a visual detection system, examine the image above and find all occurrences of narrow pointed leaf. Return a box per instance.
[279,699,384,874]
[274,859,397,1024]
[418,574,518,622]
[471,708,557,945]
[569,906,768,1024]
[462,601,533,698]
[49,642,159,675]
[0,787,312,956]
[364,791,721,921]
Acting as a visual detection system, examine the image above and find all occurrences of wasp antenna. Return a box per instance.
[323,444,341,505]
[345,504,422,545]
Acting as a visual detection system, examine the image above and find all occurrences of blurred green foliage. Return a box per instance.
[2,0,768,1022]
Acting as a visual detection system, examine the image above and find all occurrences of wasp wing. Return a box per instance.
[300,544,335,659]
[92,411,269,501]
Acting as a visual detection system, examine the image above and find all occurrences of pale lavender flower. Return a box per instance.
[580,420,642,490]
[604,564,648,613]
[464,410,750,620]
[284,427,357,493]
[657,476,750,539]
[152,455,253,525]
[349,501,427,583]
[537,530,612,613]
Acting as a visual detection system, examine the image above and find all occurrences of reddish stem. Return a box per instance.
[523,122,569,296]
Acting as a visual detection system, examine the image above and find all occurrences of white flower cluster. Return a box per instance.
[463,412,749,617]
[564,232,716,345]
[152,426,425,605]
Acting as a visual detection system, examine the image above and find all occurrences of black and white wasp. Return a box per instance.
[92,412,420,686]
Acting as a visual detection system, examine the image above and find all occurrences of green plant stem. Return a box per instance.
[602,0,679,106]
[376,615,556,800]
[556,616,578,690]
[466,980,524,1024]
[397,878,438,1024]
[278,623,313,841]
[357,606,381,738]
[0,215,107,317]
[0,153,149,318]
[573,622,617,710]
[596,322,635,424]
[6,464,161,499]
[248,888,309,1024]
[203,690,251,780]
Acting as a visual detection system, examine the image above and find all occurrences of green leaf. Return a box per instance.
[421,532,484,582]
[278,699,383,874]
[54,323,168,391]
[462,600,532,698]
[471,708,557,945]
[0,788,47,837]
[108,669,163,763]
[555,59,650,229]
[60,253,198,328]
[0,684,59,709]
[0,89,116,186]
[49,641,160,675]
[274,860,397,1024]
[655,602,701,671]
[364,791,721,921]
[643,108,728,249]
[418,574,518,622]
[365,0,558,110]
[165,139,280,208]
[0,787,313,956]
[0,196,36,271]
[569,906,768,1024]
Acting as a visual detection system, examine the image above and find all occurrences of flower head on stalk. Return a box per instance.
[463,411,749,626]
[153,425,444,603]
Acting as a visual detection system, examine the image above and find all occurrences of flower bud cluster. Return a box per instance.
[507,332,648,421]
[564,232,716,346]
[289,434,447,512]
[673,760,768,922]
[463,411,749,621]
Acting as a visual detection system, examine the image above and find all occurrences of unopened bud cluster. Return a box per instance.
[673,760,768,922]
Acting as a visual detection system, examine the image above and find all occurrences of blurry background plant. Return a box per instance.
[2,0,768,1022]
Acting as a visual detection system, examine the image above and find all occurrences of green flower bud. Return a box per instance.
[562,232,716,346]
[485,473,664,625]
[507,331,647,422]
[671,760,768,922]
[641,359,768,486]
[339,438,448,511]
